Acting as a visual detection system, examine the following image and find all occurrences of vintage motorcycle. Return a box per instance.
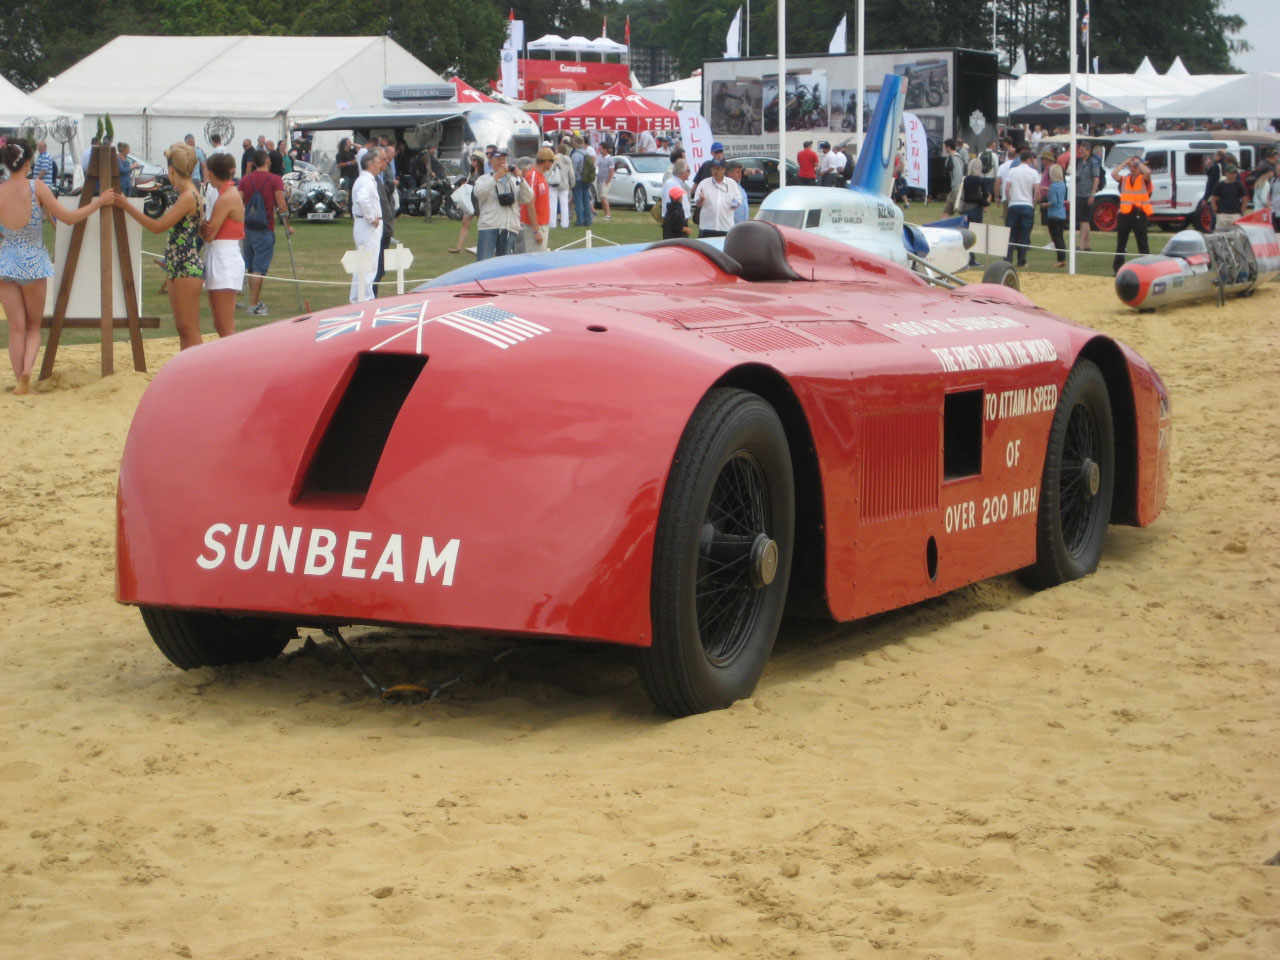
[134,173,177,219]
[283,161,348,220]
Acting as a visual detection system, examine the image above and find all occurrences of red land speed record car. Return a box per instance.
[117,221,1171,716]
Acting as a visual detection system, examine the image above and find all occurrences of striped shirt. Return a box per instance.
[32,152,54,186]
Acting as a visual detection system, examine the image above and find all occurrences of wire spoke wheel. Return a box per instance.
[640,389,794,716]
[696,451,775,663]
[1021,359,1115,589]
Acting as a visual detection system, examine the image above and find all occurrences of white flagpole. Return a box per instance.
[778,0,786,186]
[1069,0,1078,275]
[1085,0,1092,74]
[746,0,750,57]
[856,0,865,150]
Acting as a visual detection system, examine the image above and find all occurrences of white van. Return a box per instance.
[1091,139,1258,233]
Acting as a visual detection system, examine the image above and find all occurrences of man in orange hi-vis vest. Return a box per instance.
[1112,155,1153,274]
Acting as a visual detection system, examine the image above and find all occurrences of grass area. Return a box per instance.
[5,197,1147,351]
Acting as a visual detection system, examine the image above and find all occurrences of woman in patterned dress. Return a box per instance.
[0,140,116,394]
[113,142,205,350]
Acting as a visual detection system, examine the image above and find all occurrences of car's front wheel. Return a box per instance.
[1020,359,1115,589]
[634,185,649,211]
[639,389,795,716]
[141,607,293,670]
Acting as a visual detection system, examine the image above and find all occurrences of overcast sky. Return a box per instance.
[1219,0,1269,73]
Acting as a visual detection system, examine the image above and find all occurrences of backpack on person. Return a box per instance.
[578,149,596,185]
[980,150,995,174]
[243,178,270,230]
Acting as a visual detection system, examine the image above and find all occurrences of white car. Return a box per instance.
[601,153,670,211]
[1091,138,1261,233]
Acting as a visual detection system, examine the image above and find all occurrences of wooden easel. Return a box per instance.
[39,141,150,380]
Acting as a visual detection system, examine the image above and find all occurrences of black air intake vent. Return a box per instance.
[298,353,427,505]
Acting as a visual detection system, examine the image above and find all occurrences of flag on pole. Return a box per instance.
[724,6,742,59]
[499,11,523,98]
[601,16,607,38]
[1081,12,1089,41]
[1012,47,1027,78]
[829,15,847,55]
[625,16,631,46]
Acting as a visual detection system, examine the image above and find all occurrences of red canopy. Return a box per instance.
[451,78,495,104]
[546,82,678,133]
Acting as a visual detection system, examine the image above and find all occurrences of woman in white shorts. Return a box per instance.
[200,152,246,338]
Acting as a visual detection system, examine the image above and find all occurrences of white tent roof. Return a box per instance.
[589,37,628,55]
[1134,56,1158,78]
[641,75,702,108]
[1001,71,1240,117]
[1147,72,1280,120]
[1166,56,1190,78]
[526,34,568,52]
[35,35,441,121]
[1,74,77,128]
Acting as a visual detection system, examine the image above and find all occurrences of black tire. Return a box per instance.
[143,196,163,219]
[1019,359,1115,589]
[445,197,463,221]
[634,185,649,211]
[639,388,795,716]
[141,606,292,670]
[982,260,1020,290]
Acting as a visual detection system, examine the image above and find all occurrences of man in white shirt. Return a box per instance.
[349,152,384,303]
[637,128,658,153]
[693,158,741,237]
[1003,149,1041,266]
[817,142,840,186]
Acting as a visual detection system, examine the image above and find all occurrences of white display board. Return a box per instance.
[44,199,144,319]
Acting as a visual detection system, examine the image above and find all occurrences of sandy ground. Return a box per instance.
[1,275,1277,959]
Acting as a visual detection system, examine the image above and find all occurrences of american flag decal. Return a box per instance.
[431,305,549,350]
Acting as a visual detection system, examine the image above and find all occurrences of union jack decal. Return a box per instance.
[314,311,367,342]
[313,303,431,342]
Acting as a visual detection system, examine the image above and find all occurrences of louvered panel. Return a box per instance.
[639,305,748,326]
[707,327,816,352]
[860,408,939,522]
[803,322,897,347]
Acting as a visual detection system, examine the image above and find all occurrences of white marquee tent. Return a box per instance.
[34,35,442,162]
[1,74,78,130]
[1147,72,1280,126]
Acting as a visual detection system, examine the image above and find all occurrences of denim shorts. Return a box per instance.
[242,228,275,275]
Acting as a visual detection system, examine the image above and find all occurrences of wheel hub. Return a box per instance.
[750,534,779,589]
[1083,459,1100,497]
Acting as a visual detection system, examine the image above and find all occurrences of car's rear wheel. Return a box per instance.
[1019,359,1115,589]
[1091,198,1119,232]
[141,607,293,670]
[633,185,649,211]
[639,388,795,717]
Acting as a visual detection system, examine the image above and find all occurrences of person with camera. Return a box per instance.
[1112,155,1152,275]
[472,149,533,261]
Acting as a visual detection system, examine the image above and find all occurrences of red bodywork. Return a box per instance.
[117,228,1170,646]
